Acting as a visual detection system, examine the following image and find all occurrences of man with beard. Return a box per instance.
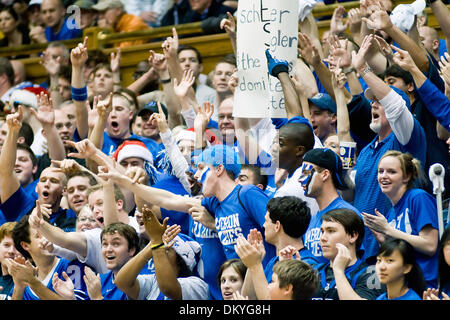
[350,34,426,262]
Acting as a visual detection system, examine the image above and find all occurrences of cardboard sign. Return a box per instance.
[233,0,299,118]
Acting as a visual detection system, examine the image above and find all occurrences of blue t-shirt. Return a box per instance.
[189,218,226,300]
[0,187,76,232]
[22,258,74,300]
[263,247,319,283]
[304,196,363,264]
[354,118,427,262]
[376,288,421,300]
[45,17,82,41]
[201,184,276,266]
[153,175,190,235]
[99,271,128,300]
[385,188,439,289]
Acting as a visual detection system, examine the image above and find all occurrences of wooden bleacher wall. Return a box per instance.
[0,0,447,87]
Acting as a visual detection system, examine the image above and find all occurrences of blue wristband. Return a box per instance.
[71,85,88,101]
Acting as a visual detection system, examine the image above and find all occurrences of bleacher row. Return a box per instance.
[0,0,447,88]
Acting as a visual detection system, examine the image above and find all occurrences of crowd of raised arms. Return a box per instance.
[0,0,449,302]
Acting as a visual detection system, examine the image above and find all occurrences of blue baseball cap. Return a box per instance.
[302,148,348,189]
[364,86,411,109]
[194,145,241,179]
[308,93,337,114]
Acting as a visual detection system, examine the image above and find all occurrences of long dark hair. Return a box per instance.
[438,226,450,294]
[377,238,426,296]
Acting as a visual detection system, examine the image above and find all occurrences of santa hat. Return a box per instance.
[9,89,38,110]
[112,140,153,164]
[23,85,49,98]
[175,128,196,144]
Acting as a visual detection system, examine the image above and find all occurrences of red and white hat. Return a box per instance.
[112,140,153,164]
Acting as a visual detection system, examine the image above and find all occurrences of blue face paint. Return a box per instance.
[298,163,316,196]
[198,167,211,185]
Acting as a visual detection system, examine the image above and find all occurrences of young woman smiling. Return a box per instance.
[362,151,439,289]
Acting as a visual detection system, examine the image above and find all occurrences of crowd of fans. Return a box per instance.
[0,0,449,302]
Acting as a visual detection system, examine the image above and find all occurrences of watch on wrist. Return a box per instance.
[360,65,372,77]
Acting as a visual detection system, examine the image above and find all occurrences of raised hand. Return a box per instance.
[149,101,169,133]
[70,36,89,69]
[279,245,301,261]
[265,49,289,78]
[124,166,148,184]
[149,50,168,75]
[50,159,82,176]
[52,272,76,300]
[194,102,214,130]
[390,44,418,71]
[227,69,238,94]
[83,266,102,300]
[330,6,349,35]
[94,92,113,119]
[142,204,168,243]
[220,11,236,38]
[438,52,450,86]
[173,68,195,99]
[298,32,321,67]
[326,36,351,68]
[162,224,181,248]
[66,139,98,159]
[234,235,263,269]
[362,5,392,31]
[40,50,61,78]
[347,8,362,32]
[374,34,394,61]
[29,200,51,229]
[351,34,374,72]
[330,59,347,89]
[30,92,55,127]
[161,27,179,60]
[5,105,23,131]
[332,243,352,273]
[110,48,121,73]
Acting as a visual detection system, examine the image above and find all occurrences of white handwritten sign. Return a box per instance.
[233,0,299,118]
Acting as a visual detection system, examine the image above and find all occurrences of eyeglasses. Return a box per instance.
[55,122,73,129]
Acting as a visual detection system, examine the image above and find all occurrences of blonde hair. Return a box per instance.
[379,151,423,189]
[0,222,16,242]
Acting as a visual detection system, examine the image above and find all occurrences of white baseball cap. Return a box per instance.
[390,0,426,33]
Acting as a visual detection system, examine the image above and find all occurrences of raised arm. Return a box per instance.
[220,12,237,55]
[330,62,354,143]
[362,5,429,72]
[115,236,153,300]
[142,206,182,300]
[97,163,198,213]
[30,92,65,161]
[151,50,184,129]
[70,37,90,140]
[40,50,63,108]
[28,201,89,257]
[265,49,302,119]
[235,234,269,300]
[0,108,22,203]
[428,0,450,50]
[110,48,122,91]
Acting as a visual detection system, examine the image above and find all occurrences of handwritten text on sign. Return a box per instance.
[234,0,299,118]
